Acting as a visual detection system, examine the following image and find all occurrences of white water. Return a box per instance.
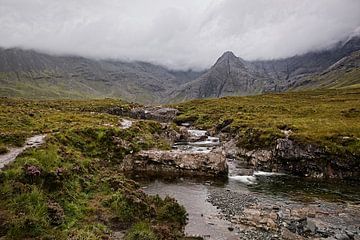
[119,119,133,129]
[188,129,207,137]
[229,175,257,184]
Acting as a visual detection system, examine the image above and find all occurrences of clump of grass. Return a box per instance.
[0,145,9,154]
[125,222,157,240]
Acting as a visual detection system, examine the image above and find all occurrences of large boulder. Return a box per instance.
[130,107,179,122]
[121,148,228,177]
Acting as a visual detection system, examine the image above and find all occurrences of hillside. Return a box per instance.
[0,48,202,103]
[290,50,360,90]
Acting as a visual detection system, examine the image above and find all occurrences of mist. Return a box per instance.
[0,0,359,70]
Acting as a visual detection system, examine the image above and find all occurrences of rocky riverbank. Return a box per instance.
[223,136,360,180]
[208,187,360,240]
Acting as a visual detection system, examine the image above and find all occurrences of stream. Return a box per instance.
[139,129,360,240]
[0,134,46,169]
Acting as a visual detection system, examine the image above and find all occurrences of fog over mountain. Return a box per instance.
[1,0,359,70]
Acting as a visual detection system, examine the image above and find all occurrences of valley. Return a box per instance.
[0,87,359,239]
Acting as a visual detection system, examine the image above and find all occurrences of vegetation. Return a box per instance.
[1,87,359,238]
[0,98,187,239]
[173,88,360,155]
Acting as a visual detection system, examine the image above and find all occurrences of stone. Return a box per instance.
[334,233,350,240]
[305,217,318,234]
[121,148,228,177]
[281,228,305,240]
[130,107,179,122]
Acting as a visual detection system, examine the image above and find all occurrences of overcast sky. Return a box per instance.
[0,0,360,70]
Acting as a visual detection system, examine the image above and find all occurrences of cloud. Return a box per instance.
[0,0,359,69]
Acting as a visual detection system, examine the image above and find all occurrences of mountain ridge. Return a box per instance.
[0,35,359,103]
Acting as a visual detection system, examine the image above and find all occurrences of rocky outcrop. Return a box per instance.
[130,107,179,122]
[224,137,360,179]
[107,106,179,122]
[121,148,228,177]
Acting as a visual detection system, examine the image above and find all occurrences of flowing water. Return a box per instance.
[139,129,360,239]
[0,134,46,169]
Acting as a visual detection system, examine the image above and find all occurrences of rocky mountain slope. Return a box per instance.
[0,36,359,103]
[290,50,360,90]
[169,52,272,102]
[172,36,360,101]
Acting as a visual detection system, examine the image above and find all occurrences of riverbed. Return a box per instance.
[138,129,360,240]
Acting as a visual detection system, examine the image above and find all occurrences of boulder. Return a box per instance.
[130,107,179,122]
[121,148,228,177]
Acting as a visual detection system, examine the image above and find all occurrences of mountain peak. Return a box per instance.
[219,51,237,60]
[214,51,246,68]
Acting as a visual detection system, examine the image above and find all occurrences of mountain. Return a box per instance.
[0,36,359,103]
[290,50,360,90]
[252,36,360,91]
[169,51,273,102]
[171,36,360,101]
[0,48,202,103]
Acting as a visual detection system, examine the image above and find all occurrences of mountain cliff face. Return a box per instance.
[0,36,359,103]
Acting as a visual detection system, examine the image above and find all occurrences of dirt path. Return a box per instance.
[0,134,46,169]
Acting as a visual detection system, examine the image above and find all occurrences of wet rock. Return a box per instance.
[121,148,228,177]
[225,134,360,179]
[334,233,350,240]
[304,217,318,234]
[130,107,179,122]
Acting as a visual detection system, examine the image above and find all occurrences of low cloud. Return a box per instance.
[0,0,359,69]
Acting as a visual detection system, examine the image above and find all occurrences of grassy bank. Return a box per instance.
[0,98,189,239]
[173,88,360,156]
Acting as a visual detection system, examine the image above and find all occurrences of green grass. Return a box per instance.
[0,98,186,239]
[172,88,360,155]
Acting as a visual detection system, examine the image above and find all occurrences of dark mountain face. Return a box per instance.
[0,36,359,103]
[170,52,272,102]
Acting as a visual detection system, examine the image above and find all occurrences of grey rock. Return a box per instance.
[334,233,350,240]
[121,148,228,177]
[130,107,179,122]
[305,218,318,234]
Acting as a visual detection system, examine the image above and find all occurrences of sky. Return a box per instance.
[0,0,360,70]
